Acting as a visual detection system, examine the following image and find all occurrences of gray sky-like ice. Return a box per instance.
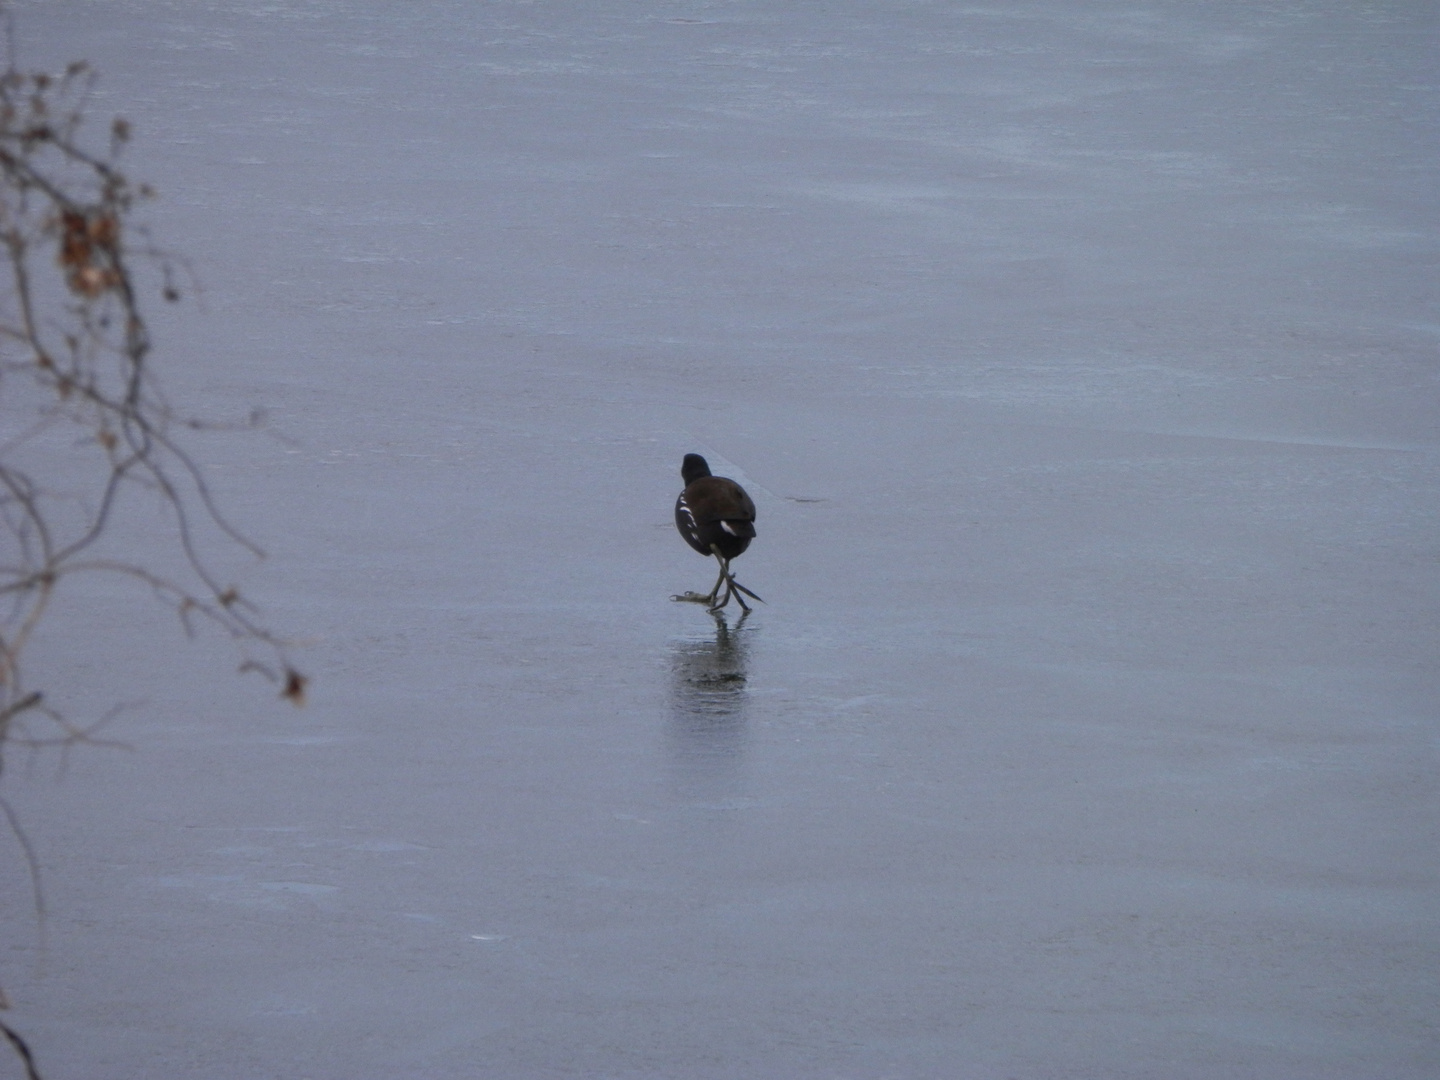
[1,2,1436,1078]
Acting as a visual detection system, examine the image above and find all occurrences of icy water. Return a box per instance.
[2,2,1436,1077]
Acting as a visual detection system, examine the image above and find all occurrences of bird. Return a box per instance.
[671,453,764,614]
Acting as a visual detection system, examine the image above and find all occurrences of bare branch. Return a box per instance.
[0,35,307,1080]
[0,1017,41,1080]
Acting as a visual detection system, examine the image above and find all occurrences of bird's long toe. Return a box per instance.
[672,591,718,605]
[730,580,764,604]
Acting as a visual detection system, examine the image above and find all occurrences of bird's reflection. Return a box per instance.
[666,610,751,799]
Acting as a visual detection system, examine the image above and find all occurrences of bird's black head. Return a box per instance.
[681,453,712,485]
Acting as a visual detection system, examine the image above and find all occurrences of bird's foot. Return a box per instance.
[672,591,718,605]
[730,580,765,604]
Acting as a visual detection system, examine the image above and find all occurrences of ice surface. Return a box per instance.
[0,1,1435,1077]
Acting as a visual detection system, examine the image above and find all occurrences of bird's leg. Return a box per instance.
[704,549,750,614]
[707,558,730,608]
[722,560,763,607]
[671,558,729,607]
[720,557,751,614]
[727,582,749,614]
[702,545,763,613]
[707,554,734,612]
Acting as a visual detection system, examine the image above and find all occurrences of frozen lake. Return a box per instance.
[2,1,1436,1077]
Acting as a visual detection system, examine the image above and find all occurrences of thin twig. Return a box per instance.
[0,43,306,1080]
[0,1018,41,1080]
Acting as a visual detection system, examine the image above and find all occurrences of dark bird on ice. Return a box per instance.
[672,453,764,614]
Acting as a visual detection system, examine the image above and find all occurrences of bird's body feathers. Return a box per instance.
[672,453,762,614]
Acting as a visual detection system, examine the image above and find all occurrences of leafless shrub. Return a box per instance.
[0,45,304,1080]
